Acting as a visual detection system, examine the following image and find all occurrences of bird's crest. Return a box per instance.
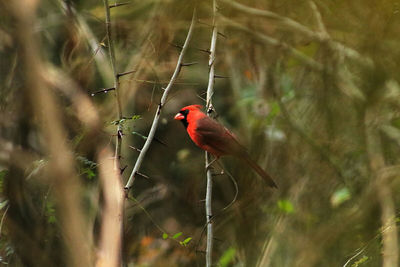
[180,104,203,112]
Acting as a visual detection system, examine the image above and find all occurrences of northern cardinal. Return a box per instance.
[174,105,277,188]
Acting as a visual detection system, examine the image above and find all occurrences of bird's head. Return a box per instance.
[174,105,203,128]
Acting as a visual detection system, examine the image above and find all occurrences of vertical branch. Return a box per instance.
[102,0,123,171]
[96,148,124,267]
[364,107,399,267]
[205,0,218,266]
[124,7,197,190]
[99,3,125,266]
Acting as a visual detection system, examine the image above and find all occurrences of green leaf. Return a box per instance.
[83,169,96,179]
[277,199,294,214]
[162,233,169,240]
[180,237,192,246]
[331,187,351,207]
[172,232,182,239]
[46,202,57,224]
[218,247,236,267]
[0,170,7,180]
[351,255,369,267]
[265,101,281,124]
[131,115,141,120]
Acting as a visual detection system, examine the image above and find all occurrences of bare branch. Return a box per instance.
[103,0,124,171]
[124,7,197,190]
[364,107,399,267]
[205,1,219,266]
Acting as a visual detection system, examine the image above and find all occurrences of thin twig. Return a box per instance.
[103,0,124,171]
[205,0,219,266]
[124,7,197,190]
[308,1,328,38]
[117,70,136,78]
[91,87,116,96]
[100,2,124,267]
[109,2,130,8]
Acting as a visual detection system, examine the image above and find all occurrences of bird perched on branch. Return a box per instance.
[174,104,277,188]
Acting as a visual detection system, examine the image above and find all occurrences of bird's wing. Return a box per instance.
[195,117,245,156]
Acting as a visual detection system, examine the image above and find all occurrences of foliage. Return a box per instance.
[0,0,400,266]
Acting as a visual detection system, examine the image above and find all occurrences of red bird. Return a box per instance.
[174,105,277,188]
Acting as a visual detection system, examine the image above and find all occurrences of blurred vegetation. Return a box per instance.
[1,0,400,266]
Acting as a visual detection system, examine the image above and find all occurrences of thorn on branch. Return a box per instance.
[129,145,142,153]
[169,43,183,50]
[212,171,225,177]
[217,32,227,39]
[120,165,128,174]
[91,87,115,96]
[207,105,214,114]
[196,94,206,102]
[117,70,136,78]
[181,62,198,67]
[214,74,229,79]
[195,47,211,54]
[154,137,168,147]
[109,2,131,8]
[136,171,150,179]
[157,103,162,115]
[117,129,123,139]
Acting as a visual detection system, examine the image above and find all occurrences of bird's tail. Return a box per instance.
[240,155,278,188]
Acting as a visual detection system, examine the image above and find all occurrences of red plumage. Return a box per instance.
[174,105,277,188]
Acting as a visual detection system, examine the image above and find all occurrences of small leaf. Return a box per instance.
[172,232,182,239]
[162,233,169,240]
[181,237,192,246]
[351,255,369,267]
[131,115,141,120]
[218,247,236,267]
[277,199,294,214]
[331,187,351,207]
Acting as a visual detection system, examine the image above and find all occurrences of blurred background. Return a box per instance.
[1,0,400,266]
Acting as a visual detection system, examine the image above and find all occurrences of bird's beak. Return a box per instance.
[174,113,184,120]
